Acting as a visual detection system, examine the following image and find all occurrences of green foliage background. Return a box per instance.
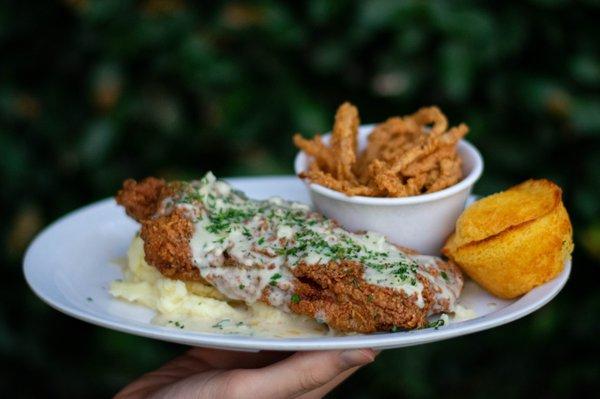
[2,1,599,397]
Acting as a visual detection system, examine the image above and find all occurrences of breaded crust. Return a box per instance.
[116,177,166,222]
[140,210,202,282]
[116,178,205,282]
[289,261,433,332]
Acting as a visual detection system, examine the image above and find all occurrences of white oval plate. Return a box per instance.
[23,176,570,351]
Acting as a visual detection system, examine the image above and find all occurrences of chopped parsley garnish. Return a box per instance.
[242,227,252,239]
[212,319,230,329]
[257,237,265,245]
[269,273,282,286]
[426,318,445,329]
[239,284,245,290]
[206,208,254,234]
[441,271,449,281]
[167,320,185,329]
[290,294,301,304]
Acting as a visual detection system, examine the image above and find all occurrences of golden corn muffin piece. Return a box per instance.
[446,179,562,252]
[443,179,573,299]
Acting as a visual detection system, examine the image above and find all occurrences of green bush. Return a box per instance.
[1,1,598,397]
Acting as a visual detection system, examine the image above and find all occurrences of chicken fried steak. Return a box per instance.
[116,173,463,333]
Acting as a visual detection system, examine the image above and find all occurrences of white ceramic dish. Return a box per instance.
[294,124,484,254]
[23,176,569,351]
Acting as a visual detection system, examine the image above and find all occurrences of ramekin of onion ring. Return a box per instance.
[293,104,483,254]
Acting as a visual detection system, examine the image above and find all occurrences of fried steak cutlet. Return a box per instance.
[116,173,463,333]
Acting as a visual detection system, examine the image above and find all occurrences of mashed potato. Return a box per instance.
[110,236,330,337]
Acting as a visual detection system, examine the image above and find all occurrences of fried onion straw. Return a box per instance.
[294,103,469,197]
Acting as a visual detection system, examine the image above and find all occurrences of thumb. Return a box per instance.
[232,349,375,399]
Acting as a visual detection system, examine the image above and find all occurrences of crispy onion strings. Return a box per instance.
[295,103,468,197]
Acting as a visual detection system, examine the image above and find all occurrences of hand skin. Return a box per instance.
[114,348,377,399]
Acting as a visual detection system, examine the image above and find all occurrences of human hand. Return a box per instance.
[115,347,377,399]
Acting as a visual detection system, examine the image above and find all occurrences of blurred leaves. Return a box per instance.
[6,205,43,259]
[0,0,599,397]
[571,98,600,134]
[582,224,600,260]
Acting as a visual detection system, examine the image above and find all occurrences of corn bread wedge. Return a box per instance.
[443,179,573,299]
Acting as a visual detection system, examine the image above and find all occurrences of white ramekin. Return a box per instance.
[294,124,484,255]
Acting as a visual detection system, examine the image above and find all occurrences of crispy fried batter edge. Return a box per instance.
[140,209,203,282]
[115,177,166,222]
[287,261,433,332]
[116,178,204,282]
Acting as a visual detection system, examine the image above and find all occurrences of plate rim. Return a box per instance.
[23,177,572,351]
